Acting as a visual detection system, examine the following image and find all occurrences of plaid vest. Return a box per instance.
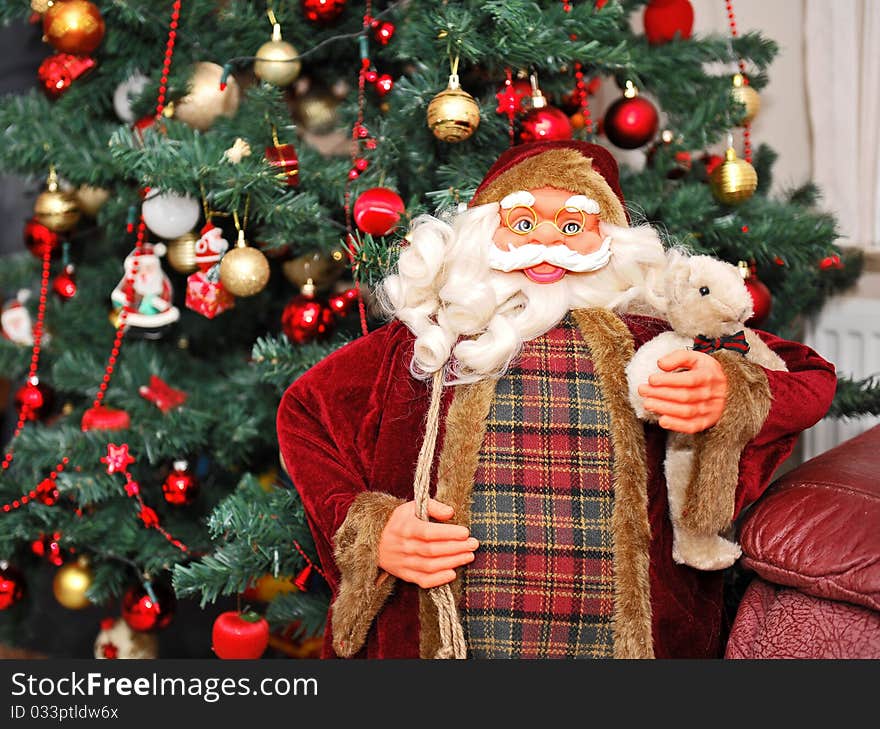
[462,314,616,658]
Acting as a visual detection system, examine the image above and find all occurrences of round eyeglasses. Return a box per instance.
[503,205,588,237]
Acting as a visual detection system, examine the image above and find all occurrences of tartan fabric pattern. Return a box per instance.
[462,313,616,658]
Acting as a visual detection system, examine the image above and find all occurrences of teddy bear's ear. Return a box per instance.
[664,249,692,293]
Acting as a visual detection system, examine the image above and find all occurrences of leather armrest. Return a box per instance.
[738,424,880,612]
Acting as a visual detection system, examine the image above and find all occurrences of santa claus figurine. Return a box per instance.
[185,223,234,319]
[276,140,836,659]
[110,242,180,333]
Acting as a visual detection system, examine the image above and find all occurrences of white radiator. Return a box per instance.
[802,287,880,461]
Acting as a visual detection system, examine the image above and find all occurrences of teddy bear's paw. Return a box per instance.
[672,532,742,571]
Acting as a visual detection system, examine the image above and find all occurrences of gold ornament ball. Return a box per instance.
[291,91,339,135]
[74,185,110,217]
[166,231,199,274]
[710,147,758,205]
[252,574,298,602]
[427,85,480,143]
[731,74,761,125]
[35,188,80,232]
[108,307,123,329]
[220,245,270,297]
[254,39,301,87]
[53,559,94,610]
[173,62,241,131]
[42,0,105,55]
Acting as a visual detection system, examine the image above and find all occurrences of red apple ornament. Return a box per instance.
[212,610,270,659]
[353,187,405,236]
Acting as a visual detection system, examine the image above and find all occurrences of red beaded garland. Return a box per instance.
[725,0,752,163]
[154,0,182,122]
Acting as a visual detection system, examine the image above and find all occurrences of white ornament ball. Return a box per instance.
[94,617,158,660]
[113,73,150,124]
[142,190,201,240]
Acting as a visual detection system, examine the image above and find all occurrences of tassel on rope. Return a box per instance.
[412,369,467,659]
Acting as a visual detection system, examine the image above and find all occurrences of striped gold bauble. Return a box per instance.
[426,75,480,143]
[731,73,760,125]
[710,146,757,205]
[166,231,199,274]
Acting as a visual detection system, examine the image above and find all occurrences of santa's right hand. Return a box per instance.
[377,499,479,589]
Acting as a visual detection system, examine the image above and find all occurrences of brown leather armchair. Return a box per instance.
[725,424,880,658]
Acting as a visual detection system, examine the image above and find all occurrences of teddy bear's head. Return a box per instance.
[664,252,753,338]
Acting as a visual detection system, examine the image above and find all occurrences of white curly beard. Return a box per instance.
[378,203,667,385]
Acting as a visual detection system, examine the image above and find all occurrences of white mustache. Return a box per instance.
[487,237,613,273]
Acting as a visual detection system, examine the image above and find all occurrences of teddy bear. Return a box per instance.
[626,251,788,570]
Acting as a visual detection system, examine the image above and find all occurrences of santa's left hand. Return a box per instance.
[637,350,728,434]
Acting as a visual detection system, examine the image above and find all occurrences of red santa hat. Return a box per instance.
[469,140,629,227]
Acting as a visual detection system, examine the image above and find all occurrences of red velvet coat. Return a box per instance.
[276,312,836,659]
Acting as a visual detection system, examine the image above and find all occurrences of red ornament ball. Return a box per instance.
[53,264,77,300]
[15,380,53,421]
[643,0,694,45]
[603,95,659,149]
[745,275,772,328]
[24,217,61,259]
[282,295,336,344]
[518,105,573,143]
[328,287,359,317]
[0,565,25,610]
[122,583,176,632]
[353,187,405,236]
[212,610,270,660]
[38,53,96,99]
[301,0,346,24]
[162,461,199,506]
[702,153,725,176]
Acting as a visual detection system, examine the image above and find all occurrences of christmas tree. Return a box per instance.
[0,0,871,658]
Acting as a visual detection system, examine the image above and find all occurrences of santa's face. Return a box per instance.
[131,257,163,295]
[490,186,611,284]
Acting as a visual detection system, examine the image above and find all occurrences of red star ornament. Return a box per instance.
[124,480,140,497]
[495,78,532,115]
[139,375,187,412]
[101,443,135,474]
[101,642,119,659]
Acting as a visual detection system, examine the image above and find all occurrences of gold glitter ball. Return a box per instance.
[219,244,270,297]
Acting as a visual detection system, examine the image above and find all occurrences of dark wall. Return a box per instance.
[0,18,50,257]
